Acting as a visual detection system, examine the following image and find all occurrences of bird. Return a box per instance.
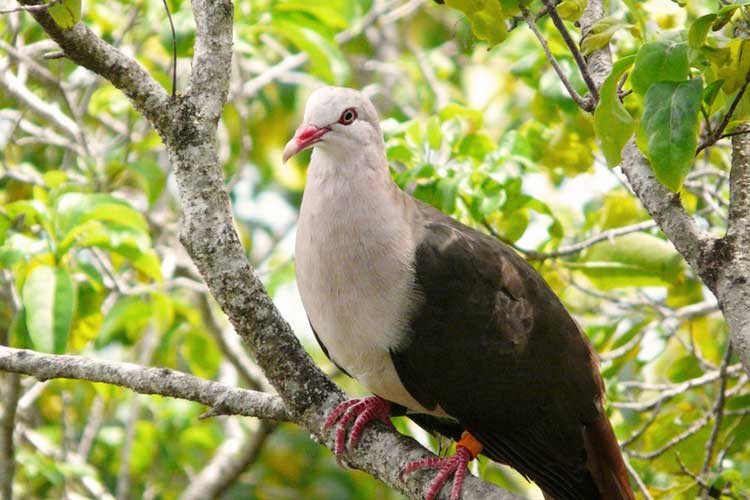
[284,86,635,500]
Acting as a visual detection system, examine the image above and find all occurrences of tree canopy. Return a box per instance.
[1,0,749,499]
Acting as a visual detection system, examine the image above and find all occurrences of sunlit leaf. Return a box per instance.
[580,16,627,56]
[630,40,688,95]
[594,55,635,167]
[639,79,702,192]
[442,0,508,46]
[22,265,75,353]
[688,14,717,49]
[572,233,683,289]
[48,0,81,30]
[556,0,587,21]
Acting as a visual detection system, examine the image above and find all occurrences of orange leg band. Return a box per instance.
[457,431,483,459]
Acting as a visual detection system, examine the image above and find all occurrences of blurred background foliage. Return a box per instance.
[1,0,749,498]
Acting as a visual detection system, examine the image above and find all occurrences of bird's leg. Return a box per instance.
[323,395,394,459]
[399,431,483,500]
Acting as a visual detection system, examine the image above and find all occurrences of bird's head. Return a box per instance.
[283,86,382,162]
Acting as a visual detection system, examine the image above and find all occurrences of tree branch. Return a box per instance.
[619,141,717,286]
[541,0,598,102]
[0,346,290,422]
[520,5,592,112]
[0,373,20,500]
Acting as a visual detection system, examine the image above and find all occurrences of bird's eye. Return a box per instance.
[338,108,357,125]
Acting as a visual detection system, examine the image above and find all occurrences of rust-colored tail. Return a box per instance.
[582,413,635,500]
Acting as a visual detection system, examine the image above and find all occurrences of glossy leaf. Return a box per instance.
[22,265,75,353]
[572,233,684,289]
[630,40,689,95]
[48,0,81,30]
[443,0,508,46]
[639,79,702,192]
[556,0,587,21]
[580,16,627,56]
[594,55,635,167]
[688,14,716,49]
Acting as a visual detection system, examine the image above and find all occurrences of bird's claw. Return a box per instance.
[324,396,392,461]
[400,446,473,500]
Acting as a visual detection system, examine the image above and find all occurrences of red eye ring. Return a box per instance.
[338,107,357,125]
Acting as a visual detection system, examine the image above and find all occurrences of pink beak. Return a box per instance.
[282,125,330,162]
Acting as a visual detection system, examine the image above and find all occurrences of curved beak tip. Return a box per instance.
[282,140,298,163]
[282,125,329,163]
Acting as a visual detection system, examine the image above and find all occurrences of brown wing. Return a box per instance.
[390,201,633,500]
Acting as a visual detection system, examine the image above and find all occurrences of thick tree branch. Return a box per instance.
[0,346,290,421]
[619,141,716,285]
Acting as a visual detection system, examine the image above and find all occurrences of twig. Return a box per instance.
[619,401,662,448]
[625,377,746,460]
[614,364,743,411]
[541,0,599,102]
[696,72,750,155]
[198,294,272,392]
[160,0,177,97]
[622,454,654,500]
[0,373,20,500]
[178,420,277,500]
[20,425,116,500]
[77,396,104,460]
[698,344,733,497]
[116,327,158,500]
[520,5,593,112]
[0,346,290,421]
[0,62,81,140]
[521,220,657,260]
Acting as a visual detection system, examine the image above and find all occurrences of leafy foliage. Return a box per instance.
[1,0,748,499]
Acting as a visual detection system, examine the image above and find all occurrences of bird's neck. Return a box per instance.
[298,145,414,251]
[304,145,400,210]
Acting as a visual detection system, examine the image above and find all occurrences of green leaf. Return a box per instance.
[0,211,10,246]
[443,0,508,46]
[269,17,349,84]
[688,14,716,49]
[55,193,148,241]
[273,2,349,30]
[126,161,166,206]
[711,39,750,94]
[639,79,702,192]
[22,265,75,353]
[703,79,724,108]
[580,16,627,56]
[594,55,636,167]
[556,0,587,21]
[48,0,81,30]
[426,116,442,151]
[630,40,689,95]
[572,233,684,289]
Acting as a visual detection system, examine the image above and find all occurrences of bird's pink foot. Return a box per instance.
[323,396,393,459]
[400,432,482,500]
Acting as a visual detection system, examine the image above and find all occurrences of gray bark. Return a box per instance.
[0,346,289,421]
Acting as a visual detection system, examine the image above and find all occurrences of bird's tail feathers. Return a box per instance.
[583,413,635,500]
